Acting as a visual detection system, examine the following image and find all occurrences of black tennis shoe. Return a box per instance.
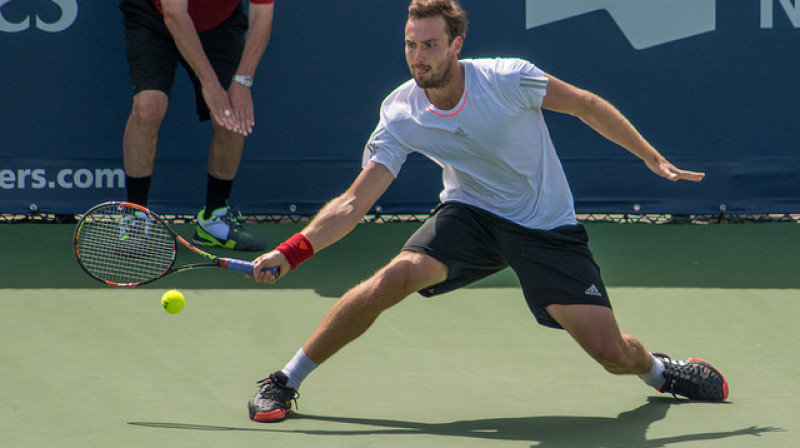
[248,371,299,422]
[653,353,729,401]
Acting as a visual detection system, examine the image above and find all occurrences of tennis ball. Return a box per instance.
[161,289,185,314]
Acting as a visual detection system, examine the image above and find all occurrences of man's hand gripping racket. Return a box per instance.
[73,201,277,287]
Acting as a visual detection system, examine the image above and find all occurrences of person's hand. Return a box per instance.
[202,82,239,133]
[646,156,705,182]
[251,250,289,284]
[228,84,255,136]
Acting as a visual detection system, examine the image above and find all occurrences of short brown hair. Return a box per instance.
[408,0,467,42]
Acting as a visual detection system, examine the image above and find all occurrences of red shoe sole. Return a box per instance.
[251,408,291,423]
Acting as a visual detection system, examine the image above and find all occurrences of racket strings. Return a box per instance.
[75,206,176,285]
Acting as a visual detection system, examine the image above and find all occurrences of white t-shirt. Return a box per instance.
[363,58,577,230]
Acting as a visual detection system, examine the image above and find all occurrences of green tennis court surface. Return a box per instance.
[1,222,798,447]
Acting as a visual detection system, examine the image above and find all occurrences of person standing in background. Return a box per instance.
[119,0,275,250]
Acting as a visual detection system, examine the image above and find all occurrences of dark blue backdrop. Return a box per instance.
[1,0,798,216]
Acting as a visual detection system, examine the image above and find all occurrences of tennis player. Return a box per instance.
[249,0,728,422]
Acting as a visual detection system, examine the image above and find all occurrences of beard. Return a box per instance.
[411,57,455,89]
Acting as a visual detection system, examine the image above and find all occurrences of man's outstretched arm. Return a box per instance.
[541,73,705,182]
[252,162,396,282]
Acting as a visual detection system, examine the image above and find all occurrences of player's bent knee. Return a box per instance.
[379,255,444,295]
[364,269,417,307]
[346,253,445,313]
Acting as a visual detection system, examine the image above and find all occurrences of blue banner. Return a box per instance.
[1,1,798,215]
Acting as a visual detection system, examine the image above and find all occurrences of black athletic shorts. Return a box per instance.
[119,0,247,121]
[402,203,611,329]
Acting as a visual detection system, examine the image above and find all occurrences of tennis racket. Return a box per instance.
[73,201,277,287]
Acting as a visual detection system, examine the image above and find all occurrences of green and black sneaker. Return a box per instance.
[116,210,152,258]
[193,205,265,251]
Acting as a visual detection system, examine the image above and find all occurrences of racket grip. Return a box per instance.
[220,258,279,277]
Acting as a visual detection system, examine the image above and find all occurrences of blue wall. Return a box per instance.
[1,0,798,216]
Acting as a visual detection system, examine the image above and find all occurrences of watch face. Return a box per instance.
[235,75,252,88]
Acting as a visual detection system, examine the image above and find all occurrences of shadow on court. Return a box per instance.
[129,398,780,448]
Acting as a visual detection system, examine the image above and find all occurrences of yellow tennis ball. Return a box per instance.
[161,289,185,314]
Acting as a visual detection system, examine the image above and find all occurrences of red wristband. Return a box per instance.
[276,233,315,269]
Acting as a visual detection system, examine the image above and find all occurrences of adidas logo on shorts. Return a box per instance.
[584,284,603,297]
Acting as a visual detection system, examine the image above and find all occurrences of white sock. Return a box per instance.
[281,348,319,389]
[640,354,666,388]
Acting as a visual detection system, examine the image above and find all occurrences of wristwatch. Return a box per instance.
[233,74,253,89]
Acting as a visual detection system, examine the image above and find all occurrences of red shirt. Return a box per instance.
[154,0,274,32]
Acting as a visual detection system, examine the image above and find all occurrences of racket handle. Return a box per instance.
[219,258,279,277]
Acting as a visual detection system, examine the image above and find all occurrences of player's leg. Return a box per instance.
[303,250,449,364]
[248,250,449,422]
[300,204,506,365]
[505,223,728,401]
[545,303,651,374]
[547,303,728,401]
[248,203,508,422]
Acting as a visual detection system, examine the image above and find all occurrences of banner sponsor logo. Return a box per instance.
[761,0,800,28]
[0,167,124,190]
[0,0,78,33]
[526,0,799,49]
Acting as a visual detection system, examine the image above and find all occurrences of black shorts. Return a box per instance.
[119,0,247,121]
[402,203,611,329]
